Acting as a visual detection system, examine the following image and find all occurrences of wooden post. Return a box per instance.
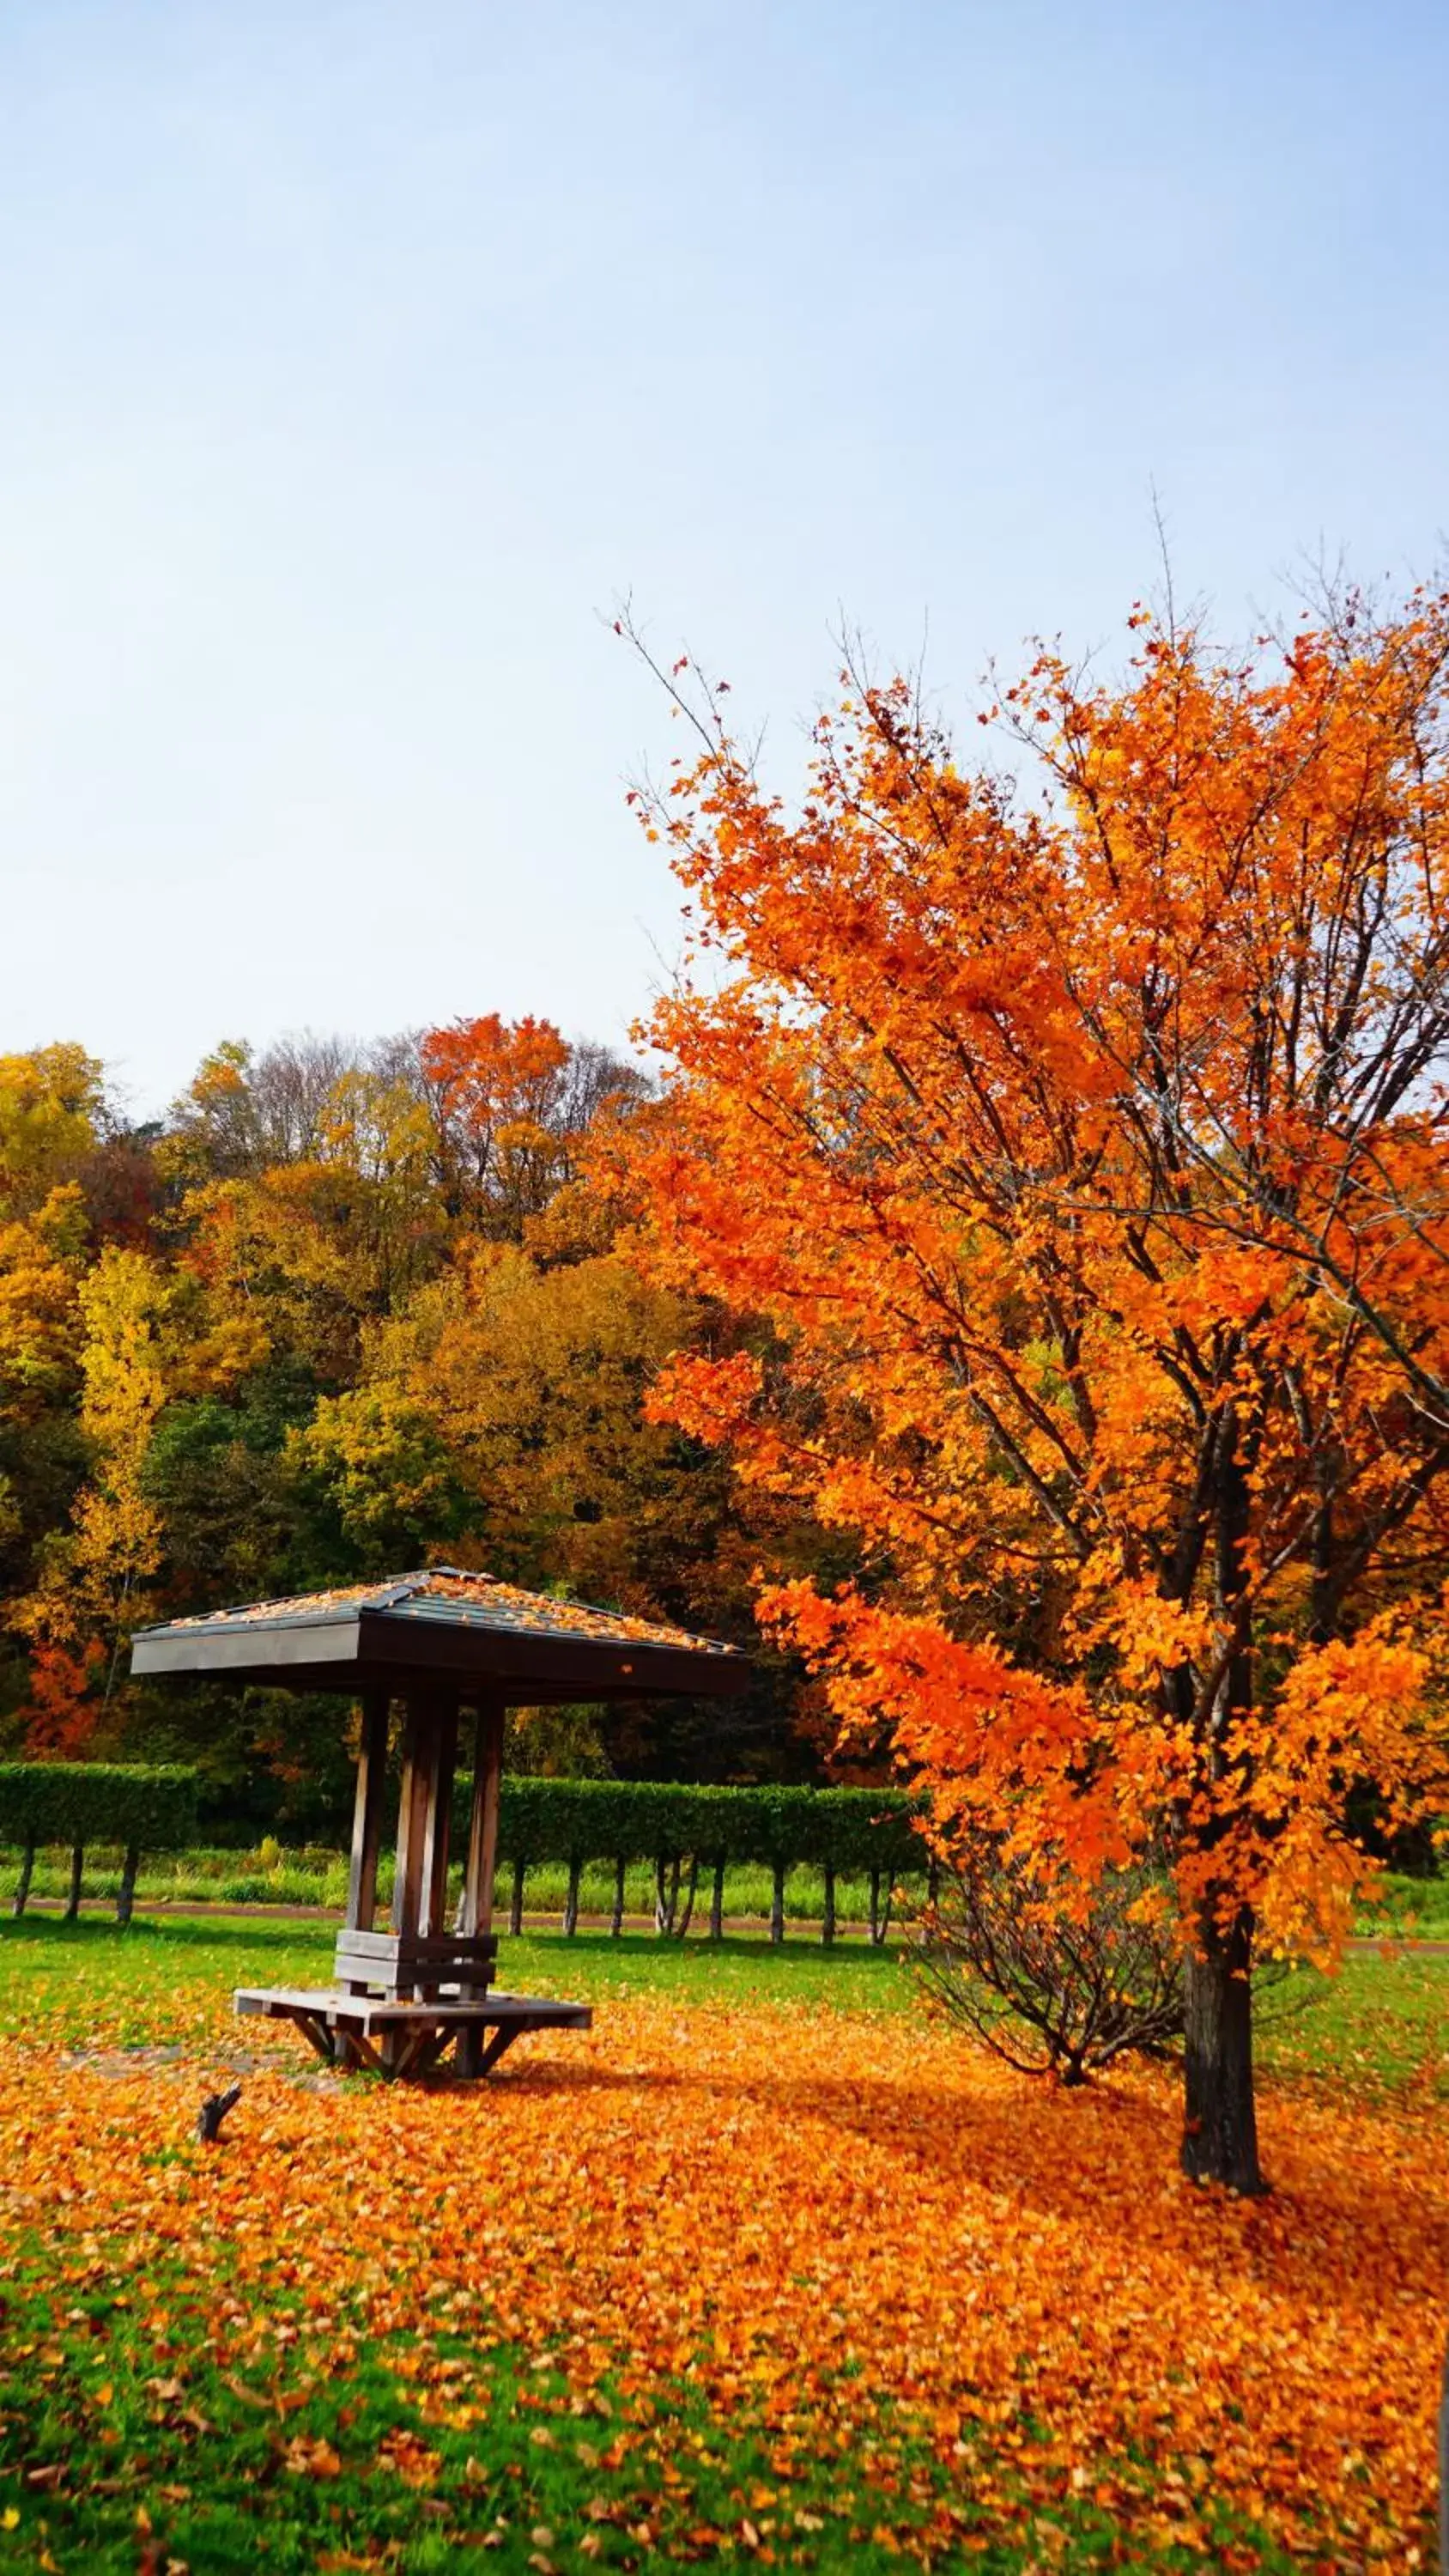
[458,1696,504,1947]
[392,1698,433,1943]
[457,1696,505,2075]
[420,1698,459,1941]
[346,1691,391,1933]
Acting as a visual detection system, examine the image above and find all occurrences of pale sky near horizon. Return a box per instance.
[1,1,1445,1121]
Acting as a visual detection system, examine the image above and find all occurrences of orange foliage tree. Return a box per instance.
[618,589,1449,2189]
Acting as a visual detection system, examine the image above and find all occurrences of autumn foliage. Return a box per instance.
[620,587,1449,2185]
[0,1018,817,1793]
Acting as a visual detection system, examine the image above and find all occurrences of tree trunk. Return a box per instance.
[675,1856,698,1942]
[869,1868,893,1947]
[655,1854,681,1937]
[64,1842,83,1923]
[12,1838,34,1918]
[116,1843,140,1927]
[710,1855,725,1942]
[1179,1409,1265,2194]
[821,1859,836,1947]
[1180,1908,1264,2194]
[610,1853,626,1939]
[509,1856,525,1937]
[770,1859,785,1946]
[563,1855,581,1939]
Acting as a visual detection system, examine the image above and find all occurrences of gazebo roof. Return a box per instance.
[130,1566,750,1704]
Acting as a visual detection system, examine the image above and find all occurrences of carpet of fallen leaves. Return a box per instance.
[1,1999,1445,2570]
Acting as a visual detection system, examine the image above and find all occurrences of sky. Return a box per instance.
[0,0,1445,1120]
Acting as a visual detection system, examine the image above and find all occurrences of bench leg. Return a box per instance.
[474,2024,524,2080]
[295,2013,337,2066]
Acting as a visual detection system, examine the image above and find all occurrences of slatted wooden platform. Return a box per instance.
[236,1984,592,2081]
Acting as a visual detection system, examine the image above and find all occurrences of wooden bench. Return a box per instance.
[236,1984,592,2081]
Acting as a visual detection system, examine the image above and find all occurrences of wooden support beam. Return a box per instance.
[346,1689,391,1934]
[458,1695,506,1986]
[471,2022,524,2079]
[421,1697,459,1942]
[391,1698,433,1942]
[295,2013,336,2065]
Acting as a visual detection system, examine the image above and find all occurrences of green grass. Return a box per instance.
[1355,1865,1449,1935]
[1256,1950,1449,2097]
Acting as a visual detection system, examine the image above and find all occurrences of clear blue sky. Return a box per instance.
[1,0,1444,1118]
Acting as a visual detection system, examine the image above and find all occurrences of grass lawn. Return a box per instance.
[0,1917,1444,2573]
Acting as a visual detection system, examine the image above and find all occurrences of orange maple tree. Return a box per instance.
[419,1013,575,1232]
[619,588,1449,2189]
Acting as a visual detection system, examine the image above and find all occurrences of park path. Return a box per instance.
[12,1894,1449,1952]
[11,1895,890,1941]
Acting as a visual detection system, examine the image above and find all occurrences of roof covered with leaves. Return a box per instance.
[135,1568,743,1661]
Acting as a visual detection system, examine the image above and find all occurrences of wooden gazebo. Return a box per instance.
[130,1568,749,2080]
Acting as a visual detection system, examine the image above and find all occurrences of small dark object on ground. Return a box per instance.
[197,2082,242,2142]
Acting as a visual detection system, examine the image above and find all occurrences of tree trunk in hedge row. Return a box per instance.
[655,1854,682,1936]
[770,1860,785,1945]
[610,1854,626,1938]
[510,1857,525,1937]
[868,1868,892,1947]
[675,1856,699,1941]
[710,1855,725,1942]
[64,1843,83,1923]
[116,1844,140,1927]
[563,1855,582,1939]
[822,1860,836,1947]
[12,1838,34,1918]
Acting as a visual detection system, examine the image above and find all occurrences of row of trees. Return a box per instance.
[0,1018,844,1811]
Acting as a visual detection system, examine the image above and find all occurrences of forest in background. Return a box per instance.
[0,1023,843,1831]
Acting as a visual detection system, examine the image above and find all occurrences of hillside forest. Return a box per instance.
[0,1024,840,1827]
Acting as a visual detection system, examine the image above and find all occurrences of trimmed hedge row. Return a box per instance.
[0,1765,198,1924]
[0,1766,924,1947]
[488,1779,917,1867]
[482,1780,925,1945]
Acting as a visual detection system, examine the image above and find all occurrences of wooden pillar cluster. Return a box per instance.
[334,1684,506,2013]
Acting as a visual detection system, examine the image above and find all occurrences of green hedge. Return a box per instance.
[0,1765,198,1923]
[485,1778,922,1874]
[478,1778,925,1945]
